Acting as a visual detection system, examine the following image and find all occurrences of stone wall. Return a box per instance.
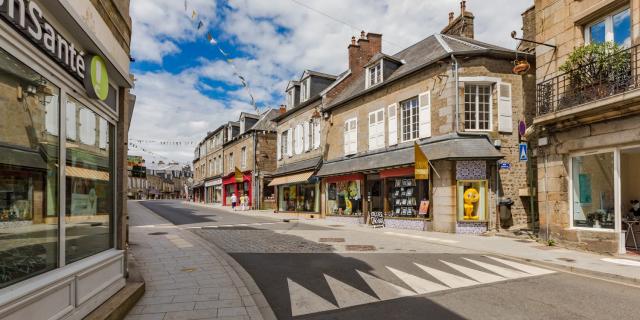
[276,99,324,167]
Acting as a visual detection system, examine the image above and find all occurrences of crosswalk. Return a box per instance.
[287,256,555,317]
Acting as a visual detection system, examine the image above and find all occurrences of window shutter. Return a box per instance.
[295,124,304,154]
[66,101,76,141]
[368,112,376,150]
[418,91,431,138]
[303,121,310,152]
[376,109,384,149]
[277,132,282,160]
[498,83,513,133]
[344,121,350,155]
[287,129,293,157]
[388,104,397,146]
[350,119,358,154]
[313,119,321,149]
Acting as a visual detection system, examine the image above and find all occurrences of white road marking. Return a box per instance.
[601,258,640,267]
[440,260,506,283]
[324,274,378,308]
[384,231,459,244]
[464,258,530,279]
[386,266,449,294]
[287,278,337,317]
[414,263,479,288]
[486,256,556,276]
[356,270,415,300]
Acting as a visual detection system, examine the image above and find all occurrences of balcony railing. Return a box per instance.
[537,44,640,116]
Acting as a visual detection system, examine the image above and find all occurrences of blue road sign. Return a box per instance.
[519,143,528,162]
[499,162,511,170]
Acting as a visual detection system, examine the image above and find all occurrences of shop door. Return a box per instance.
[368,179,383,212]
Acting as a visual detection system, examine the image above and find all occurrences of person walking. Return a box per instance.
[240,193,247,211]
[231,193,237,211]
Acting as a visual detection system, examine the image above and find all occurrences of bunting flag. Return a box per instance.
[207,33,217,45]
[191,9,198,20]
[197,21,204,30]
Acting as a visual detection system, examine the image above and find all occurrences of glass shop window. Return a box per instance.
[571,152,615,229]
[457,180,488,221]
[0,48,60,288]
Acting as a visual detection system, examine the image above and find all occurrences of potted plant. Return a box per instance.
[586,209,606,228]
[559,42,632,108]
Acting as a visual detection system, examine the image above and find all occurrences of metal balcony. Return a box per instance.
[536,44,640,117]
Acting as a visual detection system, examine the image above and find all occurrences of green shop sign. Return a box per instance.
[0,0,110,101]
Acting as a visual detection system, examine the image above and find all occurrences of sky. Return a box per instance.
[129,0,533,165]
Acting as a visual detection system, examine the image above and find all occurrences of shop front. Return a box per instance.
[453,160,491,234]
[204,178,222,204]
[372,167,431,230]
[0,1,133,318]
[323,174,365,224]
[269,171,320,216]
[222,171,252,207]
[192,182,204,203]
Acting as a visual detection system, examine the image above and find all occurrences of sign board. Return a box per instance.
[499,162,512,170]
[518,120,527,136]
[369,211,385,228]
[234,167,243,182]
[519,143,528,162]
[418,200,430,216]
[414,142,429,180]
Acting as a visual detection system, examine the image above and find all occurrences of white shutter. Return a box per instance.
[45,96,59,135]
[388,104,397,146]
[343,121,350,155]
[277,132,282,160]
[295,124,304,154]
[350,119,358,154]
[313,119,321,149]
[66,101,76,141]
[368,112,376,150]
[287,129,293,157]
[498,82,513,133]
[303,121,310,152]
[418,91,431,138]
[376,109,384,149]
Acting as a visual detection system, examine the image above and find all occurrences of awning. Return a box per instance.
[317,135,502,177]
[271,156,322,177]
[65,166,110,181]
[268,171,314,186]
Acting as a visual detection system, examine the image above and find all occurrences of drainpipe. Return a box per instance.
[253,131,258,210]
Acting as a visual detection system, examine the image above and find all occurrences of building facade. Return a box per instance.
[532,0,640,253]
[318,4,537,233]
[0,0,135,319]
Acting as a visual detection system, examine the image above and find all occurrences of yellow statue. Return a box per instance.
[463,188,480,220]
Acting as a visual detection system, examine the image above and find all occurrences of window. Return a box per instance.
[464,84,491,131]
[344,118,358,155]
[308,120,315,151]
[229,153,234,170]
[280,130,288,157]
[457,180,488,221]
[294,124,304,155]
[368,108,385,150]
[65,96,114,264]
[300,78,310,102]
[0,48,60,288]
[400,97,419,142]
[585,8,631,47]
[571,152,615,229]
[313,118,321,149]
[241,147,247,169]
[327,180,363,216]
[209,160,213,175]
[367,62,382,88]
[287,89,294,108]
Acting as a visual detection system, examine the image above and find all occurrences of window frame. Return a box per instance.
[463,83,493,132]
[584,6,631,47]
[241,147,247,169]
[300,77,310,102]
[366,61,383,88]
[368,108,385,150]
[344,117,358,155]
[399,97,419,143]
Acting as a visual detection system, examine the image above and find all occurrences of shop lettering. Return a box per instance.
[0,0,85,79]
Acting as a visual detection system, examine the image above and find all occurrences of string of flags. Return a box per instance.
[185,0,259,112]
[129,138,199,146]
[128,142,172,160]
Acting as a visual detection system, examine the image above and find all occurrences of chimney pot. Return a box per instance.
[461,1,466,14]
[351,36,356,45]
[449,12,454,23]
[360,30,366,38]
[279,105,286,114]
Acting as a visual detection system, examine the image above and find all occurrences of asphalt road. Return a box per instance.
[139,200,640,320]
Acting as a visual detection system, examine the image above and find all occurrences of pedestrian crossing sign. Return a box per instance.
[519,143,528,162]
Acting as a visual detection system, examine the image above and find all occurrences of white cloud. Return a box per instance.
[130,0,533,162]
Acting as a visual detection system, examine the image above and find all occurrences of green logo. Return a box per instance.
[84,55,109,101]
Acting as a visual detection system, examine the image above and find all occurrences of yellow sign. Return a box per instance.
[235,167,243,182]
[414,142,429,180]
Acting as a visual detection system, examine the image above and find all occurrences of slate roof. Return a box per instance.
[325,34,525,111]
[249,108,278,132]
[271,156,323,177]
[316,134,502,177]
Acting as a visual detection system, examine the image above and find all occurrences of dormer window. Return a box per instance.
[367,61,382,88]
[287,89,294,108]
[300,77,310,102]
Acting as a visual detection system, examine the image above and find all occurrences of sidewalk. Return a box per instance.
[185,201,640,285]
[126,201,274,320]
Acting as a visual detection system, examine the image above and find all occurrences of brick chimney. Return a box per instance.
[279,105,287,114]
[441,1,475,39]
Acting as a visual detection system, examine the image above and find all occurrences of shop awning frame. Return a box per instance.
[268,171,315,186]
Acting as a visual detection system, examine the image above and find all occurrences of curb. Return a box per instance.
[137,201,277,320]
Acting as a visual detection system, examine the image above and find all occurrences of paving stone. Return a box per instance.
[163,309,219,320]
[194,299,244,310]
[172,293,222,303]
[218,307,248,317]
[141,302,195,314]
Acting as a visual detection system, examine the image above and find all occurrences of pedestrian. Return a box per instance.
[241,193,247,211]
[231,193,237,211]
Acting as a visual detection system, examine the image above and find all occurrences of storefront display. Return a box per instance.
[457,180,487,221]
[571,152,615,229]
[278,183,319,212]
[379,167,430,219]
[223,172,252,206]
[328,180,363,216]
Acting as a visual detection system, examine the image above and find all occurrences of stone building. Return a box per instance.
[317,3,537,233]
[0,0,137,318]
[269,71,340,217]
[531,0,640,253]
[221,110,278,209]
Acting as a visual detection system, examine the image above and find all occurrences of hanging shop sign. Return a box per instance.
[0,0,110,101]
[414,142,429,180]
[234,167,243,182]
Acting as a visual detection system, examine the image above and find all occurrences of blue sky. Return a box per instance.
[129,0,533,164]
